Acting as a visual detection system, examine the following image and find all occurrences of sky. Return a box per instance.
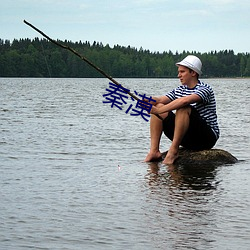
[1,0,250,53]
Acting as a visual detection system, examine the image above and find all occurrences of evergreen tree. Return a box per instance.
[0,38,249,78]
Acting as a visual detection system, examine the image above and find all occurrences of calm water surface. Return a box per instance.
[1,78,250,249]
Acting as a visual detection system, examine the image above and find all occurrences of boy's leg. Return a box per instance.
[144,104,168,162]
[163,106,191,164]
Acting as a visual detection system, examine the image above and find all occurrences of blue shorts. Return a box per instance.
[162,107,217,150]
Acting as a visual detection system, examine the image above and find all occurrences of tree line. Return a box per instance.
[0,38,250,78]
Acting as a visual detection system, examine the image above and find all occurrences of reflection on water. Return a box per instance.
[147,162,219,191]
[144,162,220,249]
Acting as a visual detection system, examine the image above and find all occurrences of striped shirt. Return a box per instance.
[166,80,220,139]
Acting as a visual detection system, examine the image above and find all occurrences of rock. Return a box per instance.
[161,148,238,166]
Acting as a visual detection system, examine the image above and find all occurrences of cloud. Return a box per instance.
[198,0,250,10]
[134,0,168,5]
[206,0,237,4]
[79,3,89,10]
[1,0,250,53]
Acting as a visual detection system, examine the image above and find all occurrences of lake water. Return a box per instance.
[1,78,250,250]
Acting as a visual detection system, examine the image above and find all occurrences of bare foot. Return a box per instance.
[144,151,162,162]
[163,150,179,165]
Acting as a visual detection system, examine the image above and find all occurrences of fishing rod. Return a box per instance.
[23,20,163,120]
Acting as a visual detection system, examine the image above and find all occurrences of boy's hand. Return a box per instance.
[150,105,158,115]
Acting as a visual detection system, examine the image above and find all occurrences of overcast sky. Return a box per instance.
[1,0,249,53]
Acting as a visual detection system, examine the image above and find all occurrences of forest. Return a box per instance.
[0,38,250,78]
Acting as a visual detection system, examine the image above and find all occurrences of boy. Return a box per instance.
[144,55,219,164]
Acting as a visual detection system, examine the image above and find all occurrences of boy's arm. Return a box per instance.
[151,95,172,105]
[151,94,201,115]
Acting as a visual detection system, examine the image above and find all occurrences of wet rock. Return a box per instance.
[161,148,238,166]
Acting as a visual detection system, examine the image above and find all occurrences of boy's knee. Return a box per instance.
[176,106,192,116]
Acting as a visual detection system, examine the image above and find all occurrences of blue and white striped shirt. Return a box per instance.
[166,80,220,139]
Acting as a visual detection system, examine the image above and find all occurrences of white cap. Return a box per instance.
[176,55,202,75]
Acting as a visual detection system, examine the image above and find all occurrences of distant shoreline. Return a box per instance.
[1,38,250,78]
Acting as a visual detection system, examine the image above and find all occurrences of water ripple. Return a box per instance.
[0,78,250,249]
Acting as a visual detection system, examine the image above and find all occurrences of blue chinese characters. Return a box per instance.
[103,82,155,122]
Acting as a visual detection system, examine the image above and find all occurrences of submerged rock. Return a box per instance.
[161,148,238,166]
